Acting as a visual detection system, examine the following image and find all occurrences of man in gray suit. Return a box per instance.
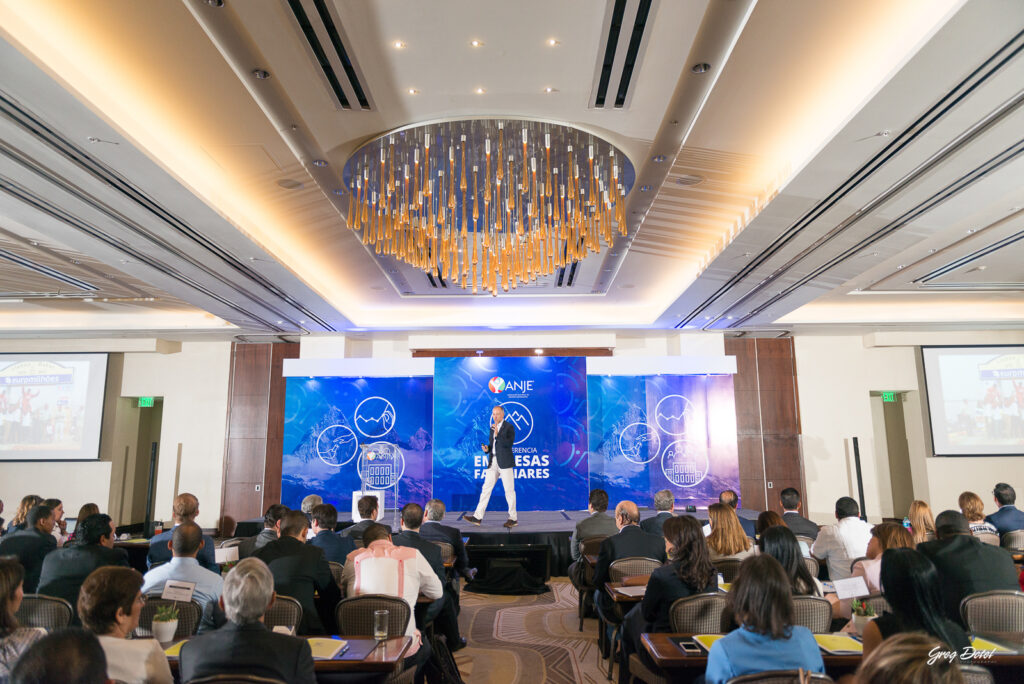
[640,490,675,536]
[568,489,619,593]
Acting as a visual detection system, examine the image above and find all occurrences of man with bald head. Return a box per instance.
[593,500,666,616]
[148,492,218,572]
[142,521,224,609]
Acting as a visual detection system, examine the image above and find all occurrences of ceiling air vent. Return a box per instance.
[286,0,372,111]
[590,0,654,109]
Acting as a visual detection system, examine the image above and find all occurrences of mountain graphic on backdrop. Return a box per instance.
[355,407,395,433]
[504,409,531,431]
[294,405,348,463]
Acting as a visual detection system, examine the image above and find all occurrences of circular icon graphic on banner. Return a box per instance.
[357,441,406,490]
[499,401,533,445]
[488,377,506,393]
[661,439,709,487]
[655,394,695,436]
[354,396,396,438]
[315,424,359,467]
[618,422,661,465]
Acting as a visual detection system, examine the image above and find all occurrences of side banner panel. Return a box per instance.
[587,374,739,508]
[432,356,589,512]
[281,376,433,511]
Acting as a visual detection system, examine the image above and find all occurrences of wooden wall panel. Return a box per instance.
[262,343,300,510]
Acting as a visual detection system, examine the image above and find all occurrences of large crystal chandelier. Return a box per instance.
[342,119,636,295]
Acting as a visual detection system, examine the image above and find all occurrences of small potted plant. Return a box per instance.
[151,604,179,643]
[851,599,876,635]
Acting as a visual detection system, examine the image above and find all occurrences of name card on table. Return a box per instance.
[832,576,870,600]
[215,546,239,564]
[161,580,196,603]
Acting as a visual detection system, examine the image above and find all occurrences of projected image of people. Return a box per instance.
[0,359,92,452]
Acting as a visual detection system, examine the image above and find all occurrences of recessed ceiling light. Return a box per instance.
[726,316,734,320]
[547,38,560,46]
[534,348,544,354]
[276,320,283,325]
[966,228,976,234]
[205,0,224,6]
[543,87,558,93]
[896,264,905,270]
[252,68,270,80]
[393,40,406,49]
[977,265,988,270]
[407,88,419,95]
[691,63,711,74]
[312,159,327,168]
[652,155,666,163]
[470,39,484,48]
[640,185,651,192]
[475,87,486,94]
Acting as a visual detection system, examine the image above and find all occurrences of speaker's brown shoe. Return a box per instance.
[464,515,482,525]
[503,519,518,528]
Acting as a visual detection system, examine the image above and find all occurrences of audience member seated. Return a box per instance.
[622,515,716,671]
[306,503,356,564]
[639,489,675,536]
[861,548,969,658]
[0,558,44,679]
[593,501,666,616]
[4,496,40,535]
[74,503,100,534]
[780,487,819,540]
[146,493,217,572]
[10,628,109,684]
[855,632,964,684]
[810,496,872,580]
[340,522,442,679]
[706,503,754,562]
[299,494,322,517]
[704,555,825,684]
[78,566,173,684]
[958,490,998,536]
[420,499,474,580]
[238,503,288,559]
[37,514,129,619]
[392,503,465,652]
[253,510,339,635]
[717,490,758,537]
[141,522,223,609]
[340,495,382,541]
[41,498,67,548]
[0,498,5,535]
[984,482,1024,535]
[851,522,913,594]
[917,510,1019,626]
[180,558,315,684]
[908,499,936,545]
[568,489,619,592]
[756,510,785,536]
[758,525,822,596]
[0,505,57,593]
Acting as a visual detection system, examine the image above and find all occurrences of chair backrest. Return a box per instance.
[430,541,455,565]
[263,595,303,632]
[974,532,1000,546]
[863,594,891,617]
[187,675,288,684]
[959,664,995,684]
[999,530,1024,551]
[791,595,832,633]
[794,535,815,548]
[218,537,245,549]
[670,593,730,634]
[960,590,1024,633]
[725,671,835,683]
[579,536,607,557]
[14,594,73,631]
[134,596,201,641]
[848,556,867,573]
[328,561,345,588]
[609,557,662,582]
[713,559,743,583]
[801,556,820,579]
[334,594,411,638]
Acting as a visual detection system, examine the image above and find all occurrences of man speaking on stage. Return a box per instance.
[465,405,518,528]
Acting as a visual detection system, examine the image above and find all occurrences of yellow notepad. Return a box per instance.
[308,638,348,660]
[814,634,863,654]
[693,634,725,652]
[719,583,732,592]
[970,637,1014,654]
[164,640,187,657]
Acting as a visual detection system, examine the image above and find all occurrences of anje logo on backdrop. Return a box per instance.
[487,376,534,396]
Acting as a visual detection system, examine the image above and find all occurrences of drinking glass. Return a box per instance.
[373,609,389,641]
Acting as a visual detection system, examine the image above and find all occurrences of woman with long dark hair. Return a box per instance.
[861,548,969,657]
[0,557,44,678]
[757,525,821,596]
[704,554,824,683]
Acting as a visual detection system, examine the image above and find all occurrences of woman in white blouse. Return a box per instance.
[41,498,67,547]
[77,566,173,684]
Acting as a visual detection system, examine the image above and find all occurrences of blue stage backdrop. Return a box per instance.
[281,376,433,512]
[587,374,739,508]
[432,356,589,512]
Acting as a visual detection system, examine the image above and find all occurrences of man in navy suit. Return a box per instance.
[985,482,1024,535]
[307,503,355,564]
[420,499,474,580]
[465,404,517,528]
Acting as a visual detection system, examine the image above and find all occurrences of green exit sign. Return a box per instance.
[881,391,897,403]
[138,396,155,408]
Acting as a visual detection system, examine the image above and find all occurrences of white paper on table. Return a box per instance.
[272,625,295,635]
[832,576,870,600]
[161,580,196,603]
[215,546,239,564]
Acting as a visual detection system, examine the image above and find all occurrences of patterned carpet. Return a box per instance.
[454,577,608,683]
